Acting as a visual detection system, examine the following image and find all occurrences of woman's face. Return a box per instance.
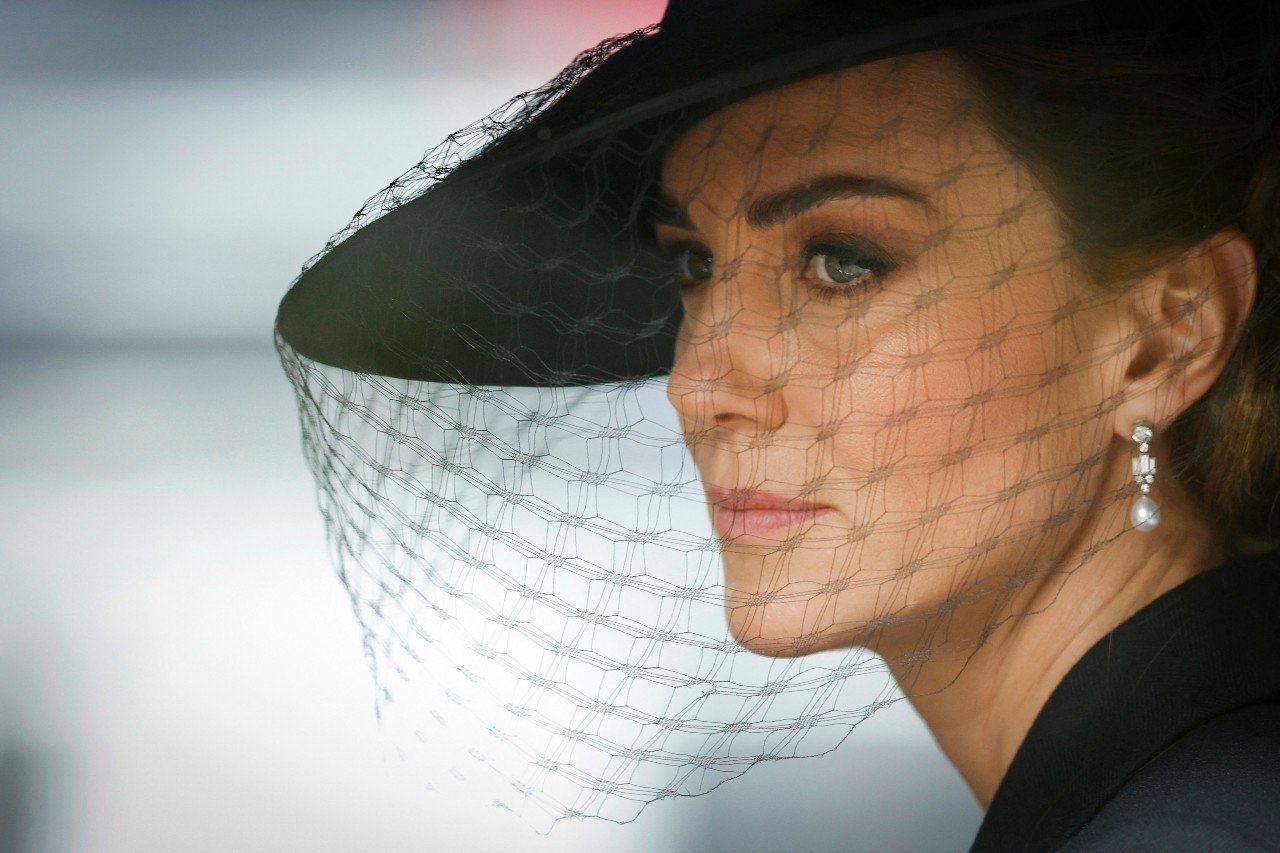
[660,52,1129,657]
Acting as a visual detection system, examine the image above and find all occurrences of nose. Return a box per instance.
[666,263,790,440]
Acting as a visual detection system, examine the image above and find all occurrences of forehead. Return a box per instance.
[661,51,1001,206]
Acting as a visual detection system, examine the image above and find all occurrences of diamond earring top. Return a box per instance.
[1129,421,1160,531]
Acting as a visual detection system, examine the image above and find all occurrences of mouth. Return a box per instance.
[703,486,837,539]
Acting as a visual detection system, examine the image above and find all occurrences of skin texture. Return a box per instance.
[658,51,1256,807]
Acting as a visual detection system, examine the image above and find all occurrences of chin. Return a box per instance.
[722,583,863,657]
[717,545,925,658]
[724,611,863,657]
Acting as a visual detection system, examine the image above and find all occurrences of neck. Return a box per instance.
[878,469,1228,809]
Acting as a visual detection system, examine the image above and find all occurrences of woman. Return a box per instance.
[276,0,1280,847]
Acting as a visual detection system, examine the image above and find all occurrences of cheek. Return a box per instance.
[807,259,1108,519]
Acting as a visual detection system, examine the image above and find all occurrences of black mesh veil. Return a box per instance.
[274,0,1280,833]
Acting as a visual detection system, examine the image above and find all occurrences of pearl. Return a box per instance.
[1130,495,1160,531]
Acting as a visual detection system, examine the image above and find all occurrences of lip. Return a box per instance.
[703,486,836,539]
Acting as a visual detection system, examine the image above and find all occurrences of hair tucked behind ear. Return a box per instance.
[1192,127,1280,551]
[958,4,1280,551]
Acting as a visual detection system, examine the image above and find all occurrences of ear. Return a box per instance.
[1113,227,1258,441]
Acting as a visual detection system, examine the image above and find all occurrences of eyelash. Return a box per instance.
[662,237,900,300]
[802,238,899,301]
[663,241,713,292]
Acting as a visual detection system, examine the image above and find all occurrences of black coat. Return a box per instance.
[969,546,1280,851]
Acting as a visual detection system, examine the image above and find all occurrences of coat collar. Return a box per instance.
[970,545,1280,851]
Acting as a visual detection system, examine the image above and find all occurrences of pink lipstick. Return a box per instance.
[703,487,836,539]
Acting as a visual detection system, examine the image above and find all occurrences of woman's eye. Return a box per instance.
[802,241,897,294]
[808,250,872,285]
[674,245,714,286]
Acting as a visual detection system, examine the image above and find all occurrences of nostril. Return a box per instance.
[713,410,755,434]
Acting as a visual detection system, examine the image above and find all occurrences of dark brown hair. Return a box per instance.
[959,6,1280,550]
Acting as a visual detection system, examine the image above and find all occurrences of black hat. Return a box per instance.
[274,0,1101,386]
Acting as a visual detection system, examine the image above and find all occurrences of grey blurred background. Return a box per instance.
[0,1,981,850]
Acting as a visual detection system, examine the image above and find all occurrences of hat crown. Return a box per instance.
[659,0,816,33]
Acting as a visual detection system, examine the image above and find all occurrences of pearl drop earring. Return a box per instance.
[1129,421,1160,531]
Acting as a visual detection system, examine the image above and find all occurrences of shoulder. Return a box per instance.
[1061,702,1280,851]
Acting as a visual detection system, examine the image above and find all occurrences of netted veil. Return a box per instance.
[274,0,1280,833]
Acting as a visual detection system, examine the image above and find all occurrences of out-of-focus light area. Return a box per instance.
[0,0,676,345]
[0,1,982,850]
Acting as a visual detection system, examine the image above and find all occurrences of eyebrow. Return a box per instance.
[748,174,930,228]
[653,173,930,232]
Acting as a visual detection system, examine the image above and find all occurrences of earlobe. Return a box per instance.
[1113,227,1258,442]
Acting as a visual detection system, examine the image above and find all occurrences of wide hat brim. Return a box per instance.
[275,0,1093,386]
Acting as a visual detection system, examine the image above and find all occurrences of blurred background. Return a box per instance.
[0,1,982,850]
